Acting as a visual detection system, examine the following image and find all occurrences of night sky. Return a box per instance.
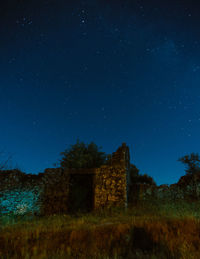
[1,0,200,185]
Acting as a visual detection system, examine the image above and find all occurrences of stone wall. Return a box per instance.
[131,172,200,203]
[111,142,130,168]
[0,169,43,191]
[110,143,131,207]
[0,188,41,215]
[94,165,127,209]
[0,170,43,215]
[39,168,69,215]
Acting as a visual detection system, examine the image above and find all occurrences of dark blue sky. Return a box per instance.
[1,0,200,185]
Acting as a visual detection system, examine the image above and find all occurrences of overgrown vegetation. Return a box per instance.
[1,200,200,258]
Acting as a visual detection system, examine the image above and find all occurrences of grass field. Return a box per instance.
[1,199,200,258]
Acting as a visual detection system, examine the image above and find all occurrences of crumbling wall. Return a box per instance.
[94,143,130,209]
[130,172,200,203]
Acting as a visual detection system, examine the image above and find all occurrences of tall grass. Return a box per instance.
[1,199,200,258]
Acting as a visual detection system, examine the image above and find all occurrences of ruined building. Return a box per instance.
[41,143,131,214]
[0,143,131,215]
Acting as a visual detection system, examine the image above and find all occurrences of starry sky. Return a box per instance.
[1,0,200,185]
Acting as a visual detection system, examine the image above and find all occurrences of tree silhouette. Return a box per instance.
[60,139,108,169]
[129,164,156,185]
[0,151,12,170]
[178,153,200,175]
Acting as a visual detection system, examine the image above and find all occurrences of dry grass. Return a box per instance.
[1,199,200,258]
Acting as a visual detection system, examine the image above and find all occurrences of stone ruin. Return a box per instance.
[41,142,131,214]
[130,171,200,203]
[0,143,131,215]
[2,143,200,215]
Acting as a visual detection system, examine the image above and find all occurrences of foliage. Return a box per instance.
[60,139,108,169]
[133,173,156,185]
[178,153,200,175]
[129,164,156,185]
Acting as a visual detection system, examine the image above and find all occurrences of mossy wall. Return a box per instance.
[0,170,43,215]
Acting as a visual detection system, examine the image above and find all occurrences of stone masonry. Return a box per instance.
[94,143,130,209]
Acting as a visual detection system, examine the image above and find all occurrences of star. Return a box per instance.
[16,17,33,27]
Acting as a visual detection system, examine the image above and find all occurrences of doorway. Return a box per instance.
[68,174,94,213]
